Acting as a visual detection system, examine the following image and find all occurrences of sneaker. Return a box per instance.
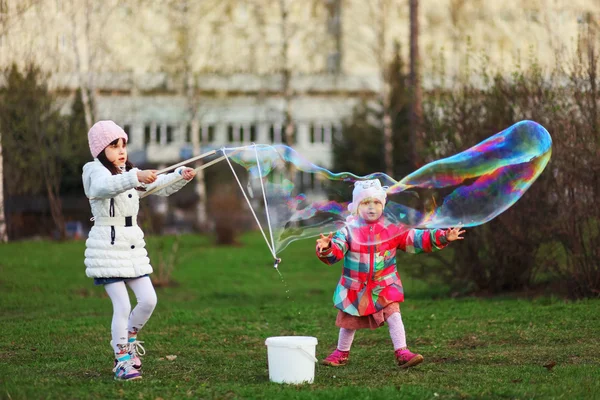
[321,349,350,367]
[113,353,142,381]
[395,348,424,369]
[127,337,145,370]
[111,339,145,370]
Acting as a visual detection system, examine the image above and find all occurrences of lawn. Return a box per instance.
[1,233,599,399]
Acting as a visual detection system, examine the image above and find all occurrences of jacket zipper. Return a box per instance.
[110,198,115,245]
[369,225,374,281]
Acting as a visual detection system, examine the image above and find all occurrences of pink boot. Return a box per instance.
[113,353,142,381]
[395,348,424,368]
[127,338,145,370]
[112,339,145,370]
[321,349,350,367]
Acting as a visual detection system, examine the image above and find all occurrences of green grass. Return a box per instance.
[1,233,599,399]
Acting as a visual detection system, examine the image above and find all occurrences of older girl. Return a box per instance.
[83,120,195,380]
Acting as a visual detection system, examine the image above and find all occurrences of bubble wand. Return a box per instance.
[223,144,282,268]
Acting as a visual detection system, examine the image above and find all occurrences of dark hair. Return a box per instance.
[97,138,134,175]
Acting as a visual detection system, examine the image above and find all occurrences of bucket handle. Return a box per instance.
[294,346,318,363]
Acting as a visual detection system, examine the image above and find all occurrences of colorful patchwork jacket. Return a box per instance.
[317,219,448,316]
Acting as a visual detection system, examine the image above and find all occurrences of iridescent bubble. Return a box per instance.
[223,144,392,254]
[387,120,552,228]
[222,120,551,254]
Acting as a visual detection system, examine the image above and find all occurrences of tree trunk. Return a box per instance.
[378,0,394,176]
[191,119,208,230]
[70,0,94,130]
[0,132,7,242]
[409,0,423,168]
[279,0,295,146]
[44,177,66,240]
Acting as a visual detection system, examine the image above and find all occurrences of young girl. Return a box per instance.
[316,179,464,368]
[82,120,196,381]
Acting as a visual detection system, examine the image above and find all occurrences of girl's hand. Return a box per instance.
[181,167,196,181]
[445,227,466,242]
[316,232,333,252]
[137,170,158,184]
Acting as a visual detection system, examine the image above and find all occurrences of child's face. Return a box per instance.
[357,198,384,222]
[104,138,128,167]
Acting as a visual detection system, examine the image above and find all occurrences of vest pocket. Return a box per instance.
[376,272,399,286]
[341,276,363,291]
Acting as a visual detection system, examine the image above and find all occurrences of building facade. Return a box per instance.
[1,0,598,167]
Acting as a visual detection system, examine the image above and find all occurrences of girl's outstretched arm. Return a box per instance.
[445,227,466,242]
[145,167,194,197]
[396,227,451,254]
[316,228,349,265]
[83,161,141,199]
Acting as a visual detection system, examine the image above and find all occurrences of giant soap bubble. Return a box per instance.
[386,120,552,228]
[222,120,551,254]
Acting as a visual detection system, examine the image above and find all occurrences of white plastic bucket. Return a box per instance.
[265,336,318,384]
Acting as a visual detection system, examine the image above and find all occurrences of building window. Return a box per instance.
[144,124,151,146]
[310,122,335,144]
[166,125,174,143]
[269,125,276,142]
[185,124,191,143]
[156,125,162,144]
[269,124,286,143]
[239,124,257,142]
[202,125,215,143]
[227,124,235,142]
[269,123,296,144]
[123,124,131,144]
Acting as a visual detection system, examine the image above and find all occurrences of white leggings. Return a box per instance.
[337,312,407,351]
[104,276,157,353]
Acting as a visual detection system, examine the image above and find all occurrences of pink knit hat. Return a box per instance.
[347,179,387,214]
[88,120,128,158]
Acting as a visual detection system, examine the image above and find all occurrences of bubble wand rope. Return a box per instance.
[223,147,278,262]
[252,143,277,260]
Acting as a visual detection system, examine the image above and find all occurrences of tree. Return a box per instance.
[136,0,240,231]
[0,1,42,242]
[389,42,413,178]
[278,0,294,146]
[377,0,395,176]
[67,0,124,130]
[271,0,329,146]
[168,0,209,229]
[0,64,76,239]
[0,129,7,242]
[333,101,385,175]
[408,0,423,169]
[61,88,93,195]
[333,44,411,177]
[344,0,402,176]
